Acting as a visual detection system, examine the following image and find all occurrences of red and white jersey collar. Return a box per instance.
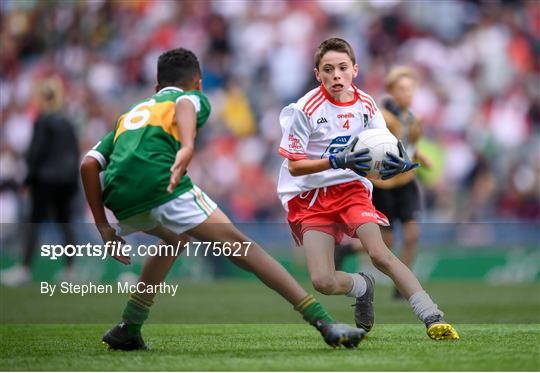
[320,83,360,107]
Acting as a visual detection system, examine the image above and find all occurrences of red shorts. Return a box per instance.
[287,180,389,245]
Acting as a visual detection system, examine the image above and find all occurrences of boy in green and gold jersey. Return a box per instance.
[81,48,366,350]
[87,87,211,222]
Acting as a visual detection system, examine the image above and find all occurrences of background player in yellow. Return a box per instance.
[80,48,366,350]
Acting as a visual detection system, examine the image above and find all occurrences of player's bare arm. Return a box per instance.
[408,117,422,144]
[80,156,130,264]
[288,158,332,177]
[381,109,402,138]
[409,117,432,168]
[167,98,197,194]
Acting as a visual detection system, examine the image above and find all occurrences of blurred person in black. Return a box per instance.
[1,78,80,286]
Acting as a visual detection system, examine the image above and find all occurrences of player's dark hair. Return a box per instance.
[314,38,356,68]
[157,48,201,87]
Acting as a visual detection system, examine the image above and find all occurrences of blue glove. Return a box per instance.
[329,137,372,177]
[380,140,419,180]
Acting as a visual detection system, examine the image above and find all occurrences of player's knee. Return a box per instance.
[368,249,393,272]
[311,274,337,295]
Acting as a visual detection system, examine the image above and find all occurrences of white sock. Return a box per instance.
[346,273,367,298]
[409,290,443,322]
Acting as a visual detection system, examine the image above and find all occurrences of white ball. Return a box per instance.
[352,128,399,180]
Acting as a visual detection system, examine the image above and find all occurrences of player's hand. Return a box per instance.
[97,226,130,265]
[380,140,419,180]
[167,148,192,194]
[329,137,372,177]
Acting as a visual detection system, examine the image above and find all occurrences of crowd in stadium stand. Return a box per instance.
[1,0,538,224]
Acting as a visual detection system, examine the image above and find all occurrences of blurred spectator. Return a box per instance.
[1,77,80,286]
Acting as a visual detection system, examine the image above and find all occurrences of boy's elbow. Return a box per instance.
[288,162,302,177]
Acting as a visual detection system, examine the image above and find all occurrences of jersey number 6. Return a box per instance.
[124,99,156,130]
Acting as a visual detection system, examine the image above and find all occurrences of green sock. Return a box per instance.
[294,295,335,325]
[121,294,153,336]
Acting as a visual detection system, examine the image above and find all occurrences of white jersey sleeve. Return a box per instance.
[367,109,387,129]
[278,104,310,160]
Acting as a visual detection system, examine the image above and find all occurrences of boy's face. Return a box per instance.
[389,76,416,109]
[314,51,358,97]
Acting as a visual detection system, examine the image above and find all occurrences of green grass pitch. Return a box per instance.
[1,282,539,371]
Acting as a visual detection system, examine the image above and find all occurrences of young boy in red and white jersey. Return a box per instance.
[277,38,459,340]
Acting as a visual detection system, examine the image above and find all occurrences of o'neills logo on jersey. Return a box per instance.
[337,113,355,119]
[361,212,378,219]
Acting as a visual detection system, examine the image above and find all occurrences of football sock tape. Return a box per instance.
[294,295,316,312]
[294,295,335,324]
[130,293,154,308]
